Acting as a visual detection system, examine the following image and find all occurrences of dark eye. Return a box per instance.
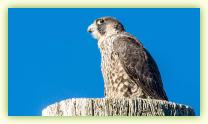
[96,19,104,25]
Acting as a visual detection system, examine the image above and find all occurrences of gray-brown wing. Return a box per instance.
[113,36,168,100]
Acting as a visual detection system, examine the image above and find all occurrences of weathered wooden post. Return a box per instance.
[42,98,195,116]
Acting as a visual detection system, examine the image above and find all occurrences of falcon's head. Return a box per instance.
[87,17,125,40]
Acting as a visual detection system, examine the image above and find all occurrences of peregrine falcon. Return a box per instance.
[87,16,168,101]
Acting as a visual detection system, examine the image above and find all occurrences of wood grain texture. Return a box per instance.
[42,98,195,116]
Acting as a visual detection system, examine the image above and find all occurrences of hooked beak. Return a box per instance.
[87,24,94,33]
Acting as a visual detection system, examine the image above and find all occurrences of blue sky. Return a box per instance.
[8,8,200,116]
